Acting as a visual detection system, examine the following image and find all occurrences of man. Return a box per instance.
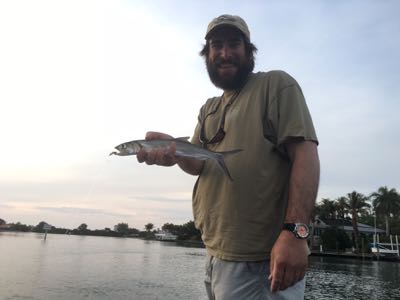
[137,14,320,300]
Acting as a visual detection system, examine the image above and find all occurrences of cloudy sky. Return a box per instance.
[1,0,399,230]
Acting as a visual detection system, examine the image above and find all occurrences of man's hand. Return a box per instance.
[136,131,178,166]
[269,230,309,292]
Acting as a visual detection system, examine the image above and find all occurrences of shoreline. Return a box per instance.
[2,231,399,262]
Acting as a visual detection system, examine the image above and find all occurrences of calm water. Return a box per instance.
[1,232,399,300]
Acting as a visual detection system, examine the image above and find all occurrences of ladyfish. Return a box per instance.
[109,137,242,181]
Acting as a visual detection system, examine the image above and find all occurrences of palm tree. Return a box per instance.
[314,198,337,219]
[335,197,348,219]
[370,186,400,236]
[344,191,370,252]
[145,223,154,232]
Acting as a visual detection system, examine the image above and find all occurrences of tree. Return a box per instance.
[314,198,337,219]
[370,186,400,236]
[34,221,49,232]
[344,191,370,252]
[162,221,201,240]
[0,218,5,225]
[11,222,31,232]
[115,223,129,235]
[162,223,180,235]
[181,220,201,240]
[145,223,154,232]
[77,223,88,231]
[335,197,348,219]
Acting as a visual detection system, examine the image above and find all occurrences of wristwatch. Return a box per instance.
[283,223,310,239]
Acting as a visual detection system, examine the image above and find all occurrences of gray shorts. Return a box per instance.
[204,255,305,300]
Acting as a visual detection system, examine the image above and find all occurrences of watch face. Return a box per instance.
[295,224,309,238]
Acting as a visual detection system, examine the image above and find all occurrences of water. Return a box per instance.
[1,232,399,300]
[306,256,400,300]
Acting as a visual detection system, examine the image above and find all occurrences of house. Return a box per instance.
[313,218,385,235]
[310,217,385,249]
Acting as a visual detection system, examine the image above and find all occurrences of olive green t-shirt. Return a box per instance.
[191,71,318,261]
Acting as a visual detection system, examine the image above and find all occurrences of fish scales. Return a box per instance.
[110,137,242,181]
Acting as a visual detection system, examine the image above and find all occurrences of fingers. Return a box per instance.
[269,260,306,292]
[280,268,294,291]
[270,258,284,293]
[269,249,307,293]
[136,142,177,167]
[136,149,147,163]
[269,231,308,293]
[145,131,173,140]
[136,132,177,166]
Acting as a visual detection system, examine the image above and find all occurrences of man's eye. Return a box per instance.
[210,42,222,49]
[228,41,241,48]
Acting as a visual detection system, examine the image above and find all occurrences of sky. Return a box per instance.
[0,0,399,230]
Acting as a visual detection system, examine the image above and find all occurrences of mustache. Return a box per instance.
[213,57,239,67]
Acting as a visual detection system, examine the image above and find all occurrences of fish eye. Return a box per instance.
[121,144,127,149]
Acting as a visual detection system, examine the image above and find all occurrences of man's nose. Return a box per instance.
[219,44,232,60]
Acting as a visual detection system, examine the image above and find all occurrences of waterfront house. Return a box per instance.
[310,217,385,249]
[313,218,385,235]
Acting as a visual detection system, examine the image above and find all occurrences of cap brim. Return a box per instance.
[205,24,245,40]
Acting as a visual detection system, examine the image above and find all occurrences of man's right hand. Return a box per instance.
[136,131,178,167]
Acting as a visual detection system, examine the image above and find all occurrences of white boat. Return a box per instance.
[154,231,178,241]
[369,243,399,260]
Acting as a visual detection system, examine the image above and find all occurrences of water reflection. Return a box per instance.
[1,232,399,300]
[305,256,400,300]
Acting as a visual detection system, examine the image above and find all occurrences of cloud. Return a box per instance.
[36,206,135,218]
[0,203,13,209]
[130,194,191,203]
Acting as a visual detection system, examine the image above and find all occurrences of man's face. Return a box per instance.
[206,27,252,90]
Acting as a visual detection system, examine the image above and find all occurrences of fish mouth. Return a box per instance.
[109,151,119,156]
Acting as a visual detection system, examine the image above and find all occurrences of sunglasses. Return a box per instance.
[199,92,240,147]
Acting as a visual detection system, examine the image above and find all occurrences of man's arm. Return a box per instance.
[269,140,320,292]
[136,131,204,175]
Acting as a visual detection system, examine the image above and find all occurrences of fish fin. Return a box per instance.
[214,149,242,181]
[214,153,234,181]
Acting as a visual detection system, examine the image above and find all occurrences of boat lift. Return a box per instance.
[371,234,399,260]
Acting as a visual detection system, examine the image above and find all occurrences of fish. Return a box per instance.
[110,137,242,181]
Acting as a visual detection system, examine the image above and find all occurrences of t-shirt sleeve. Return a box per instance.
[267,80,318,150]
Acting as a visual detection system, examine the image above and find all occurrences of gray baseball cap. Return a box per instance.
[205,14,250,40]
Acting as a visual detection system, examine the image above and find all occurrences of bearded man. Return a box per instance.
[137,14,320,300]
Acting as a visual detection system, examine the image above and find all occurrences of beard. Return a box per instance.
[206,56,253,90]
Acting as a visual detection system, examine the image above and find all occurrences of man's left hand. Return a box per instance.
[269,230,309,292]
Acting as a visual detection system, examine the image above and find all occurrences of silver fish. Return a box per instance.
[110,137,242,181]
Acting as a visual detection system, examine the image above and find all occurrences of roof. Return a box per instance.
[315,218,385,234]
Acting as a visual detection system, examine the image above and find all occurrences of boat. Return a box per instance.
[154,231,178,241]
[369,243,399,260]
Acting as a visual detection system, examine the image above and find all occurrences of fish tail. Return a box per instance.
[214,149,242,181]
